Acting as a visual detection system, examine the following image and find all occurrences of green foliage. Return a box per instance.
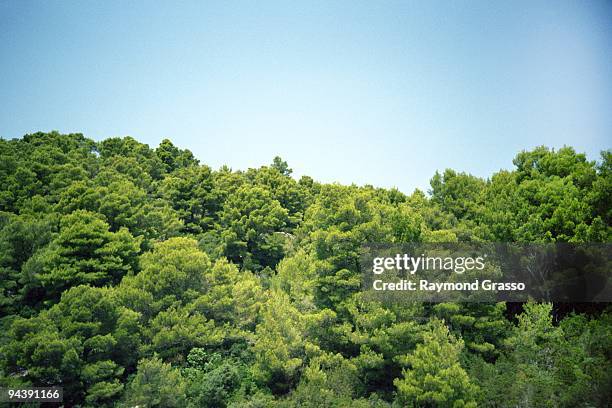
[0,133,610,407]
[119,237,210,315]
[98,136,165,180]
[278,352,370,407]
[432,302,510,360]
[0,131,97,212]
[158,165,219,233]
[481,146,610,242]
[22,210,140,307]
[155,138,199,173]
[252,290,310,394]
[146,305,221,362]
[218,184,290,271]
[0,212,57,316]
[2,285,133,406]
[394,320,479,407]
[272,250,317,311]
[191,258,265,331]
[430,169,486,222]
[474,303,612,408]
[122,356,187,407]
[183,348,254,408]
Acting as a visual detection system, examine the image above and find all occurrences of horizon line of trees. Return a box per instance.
[0,131,610,407]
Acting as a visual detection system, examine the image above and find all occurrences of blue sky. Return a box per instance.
[1,1,611,192]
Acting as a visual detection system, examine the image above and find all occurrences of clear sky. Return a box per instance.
[1,1,611,193]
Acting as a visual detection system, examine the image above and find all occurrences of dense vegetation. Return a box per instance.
[0,131,610,407]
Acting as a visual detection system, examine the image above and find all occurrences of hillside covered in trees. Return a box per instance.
[0,131,610,407]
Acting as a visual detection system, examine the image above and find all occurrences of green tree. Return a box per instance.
[98,136,165,180]
[122,357,187,408]
[0,212,57,316]
[158,165,220,234]
[190,258,265,332]
[21,210,140,306]
[155,138,199,173]
[146,305,222,362]
[2,285,134,406]
[394,320,478,407]
[252,291,310,394]
[118,237,211,317]
[183,348,252,408]
[217,185,289,271]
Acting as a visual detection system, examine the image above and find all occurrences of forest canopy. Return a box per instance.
[0,131,610,407]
